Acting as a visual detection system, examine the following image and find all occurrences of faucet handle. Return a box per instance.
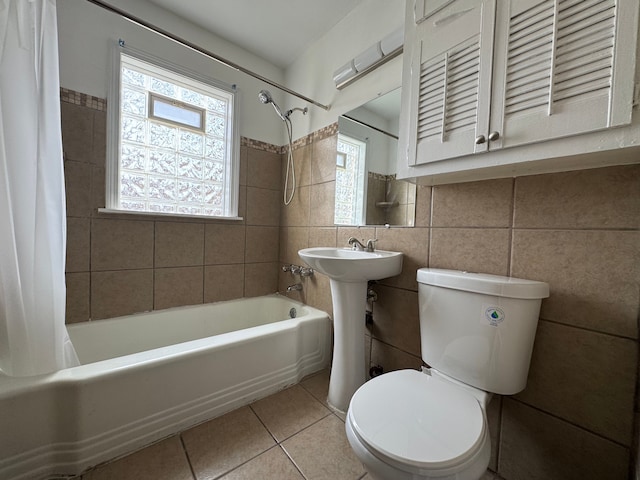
[366,238,378,252]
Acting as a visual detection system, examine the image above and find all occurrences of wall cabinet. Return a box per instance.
[398,0,640,182]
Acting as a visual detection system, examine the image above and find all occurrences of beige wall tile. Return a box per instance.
[499,399,629,480]
[246,187,281,226]
[283,414,366,480]
[281,185,310,227]
[61,102,93,162]
[91,218,154,271]
[336,227,376,247]
[514,165,640,229]
[516,320,636,445]
[375,227,429,291]
[370,339,422,374]
[371,285,421,357]
[311,134,337,184]
[305,273,333,318]
[251,384,330,441]
[414,185,432,227]
[82,436,192,480]
[204,264,244,303]
[181,406,275,480]
[237,184,247,220]
[309,181,336,227]
[65,161,92,217]
[430,228,511,276]
[239,145,248,186]
[204,224,246,265]
[91,269,153,319]
[486,395,502,471]
[247,147,282,190]
[244,262,279,297]
[155,222,204,268]
[289,144,312,187]
[432,178,514,227]
[66,217,90,272]
[65,272,89,324]
[511,229,640,338]
[92,110,106,166]
[282,226,309,265]
[154,266,203,310]
[91,165,106,213]
[308,227,337,248]
[245,226,279,263]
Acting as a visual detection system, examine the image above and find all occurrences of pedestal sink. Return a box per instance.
[298,247,403,413]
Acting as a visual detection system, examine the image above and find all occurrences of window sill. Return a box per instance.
[98,208,244,222]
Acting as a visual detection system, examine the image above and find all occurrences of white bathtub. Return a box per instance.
[0,295,332,480]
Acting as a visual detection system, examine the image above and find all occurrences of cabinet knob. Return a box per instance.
[488,131,500,141]
[475,135,486,145]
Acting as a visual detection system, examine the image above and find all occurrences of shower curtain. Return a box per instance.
[0,0,79,376]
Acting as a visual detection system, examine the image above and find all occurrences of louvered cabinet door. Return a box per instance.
[489,0,638,151]
[407,0,496,166]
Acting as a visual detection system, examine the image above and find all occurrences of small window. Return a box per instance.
[334,134,367,225]
[106,47,240,218]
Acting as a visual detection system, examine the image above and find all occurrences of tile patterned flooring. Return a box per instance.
[80,369,499,480]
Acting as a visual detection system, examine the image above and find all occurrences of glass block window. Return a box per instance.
[107,51,238,218]
[334,134,367,225]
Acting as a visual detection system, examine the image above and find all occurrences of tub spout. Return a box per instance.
[287,283,303,292]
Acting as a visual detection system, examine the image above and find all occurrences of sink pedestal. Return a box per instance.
[327,280,367,414]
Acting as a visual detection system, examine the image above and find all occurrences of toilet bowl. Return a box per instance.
[345,269,549,480]
[346,369,491,480]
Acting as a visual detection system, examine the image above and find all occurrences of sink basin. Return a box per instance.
[298,246,403,414]
[298,247,402,282]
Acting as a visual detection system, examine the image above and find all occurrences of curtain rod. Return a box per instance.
[84,0,331,111]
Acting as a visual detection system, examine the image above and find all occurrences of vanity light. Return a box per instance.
[333,27,404,90]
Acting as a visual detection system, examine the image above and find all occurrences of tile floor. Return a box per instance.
[79,369,499,480]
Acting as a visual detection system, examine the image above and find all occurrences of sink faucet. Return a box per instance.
[348,237,377,252]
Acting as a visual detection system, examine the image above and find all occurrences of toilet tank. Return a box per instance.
[417,268,549,395]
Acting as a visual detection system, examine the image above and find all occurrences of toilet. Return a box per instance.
[346,268,549,480]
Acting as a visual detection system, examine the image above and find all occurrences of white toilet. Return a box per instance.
[346,268,549,480]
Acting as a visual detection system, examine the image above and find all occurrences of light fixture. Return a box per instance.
[333,27,404,90]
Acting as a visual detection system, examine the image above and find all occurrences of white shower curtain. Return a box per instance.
[0,0,79,376]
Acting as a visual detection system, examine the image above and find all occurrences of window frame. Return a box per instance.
[104,42,241,220]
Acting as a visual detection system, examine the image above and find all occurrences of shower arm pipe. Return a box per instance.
[84,0,331,111]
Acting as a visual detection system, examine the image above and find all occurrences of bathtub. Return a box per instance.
[0,294,331,480]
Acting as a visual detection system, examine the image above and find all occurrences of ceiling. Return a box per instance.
[147,0,366,68]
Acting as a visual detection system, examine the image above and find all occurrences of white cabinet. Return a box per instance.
[399,0,640,178]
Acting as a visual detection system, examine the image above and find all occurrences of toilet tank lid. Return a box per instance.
[417,268,549,299]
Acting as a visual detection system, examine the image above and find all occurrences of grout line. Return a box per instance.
[507,178,516,276]
[178,434,198,480]
[538,317,637,341]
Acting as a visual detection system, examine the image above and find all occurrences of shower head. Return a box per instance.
[258,89,273,104]
[258,89,287,121]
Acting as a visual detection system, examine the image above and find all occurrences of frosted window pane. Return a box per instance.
[178,155,203,180]
[151,77,176,97]
[121,172,146,198]
[149,150,177,175]
[204,161,224,181]
[149,122,177,149]
[180,88,205,107]
[207,97,227,114]
[179,130,204,155]
[121,116,146,143]
[149,176,177,200]
[206,113,225,137]
[204,184,223,206]
[205,137,225,160]
[122,67,147,87]
[121,144,146,170]
[149,203,176,213]
[122,88,146,116]
[178,180,203,203]
[117,54,235,217]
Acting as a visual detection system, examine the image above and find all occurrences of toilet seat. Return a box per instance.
[347,369,487,474]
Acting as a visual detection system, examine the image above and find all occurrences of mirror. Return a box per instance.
[334,88,416,227]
